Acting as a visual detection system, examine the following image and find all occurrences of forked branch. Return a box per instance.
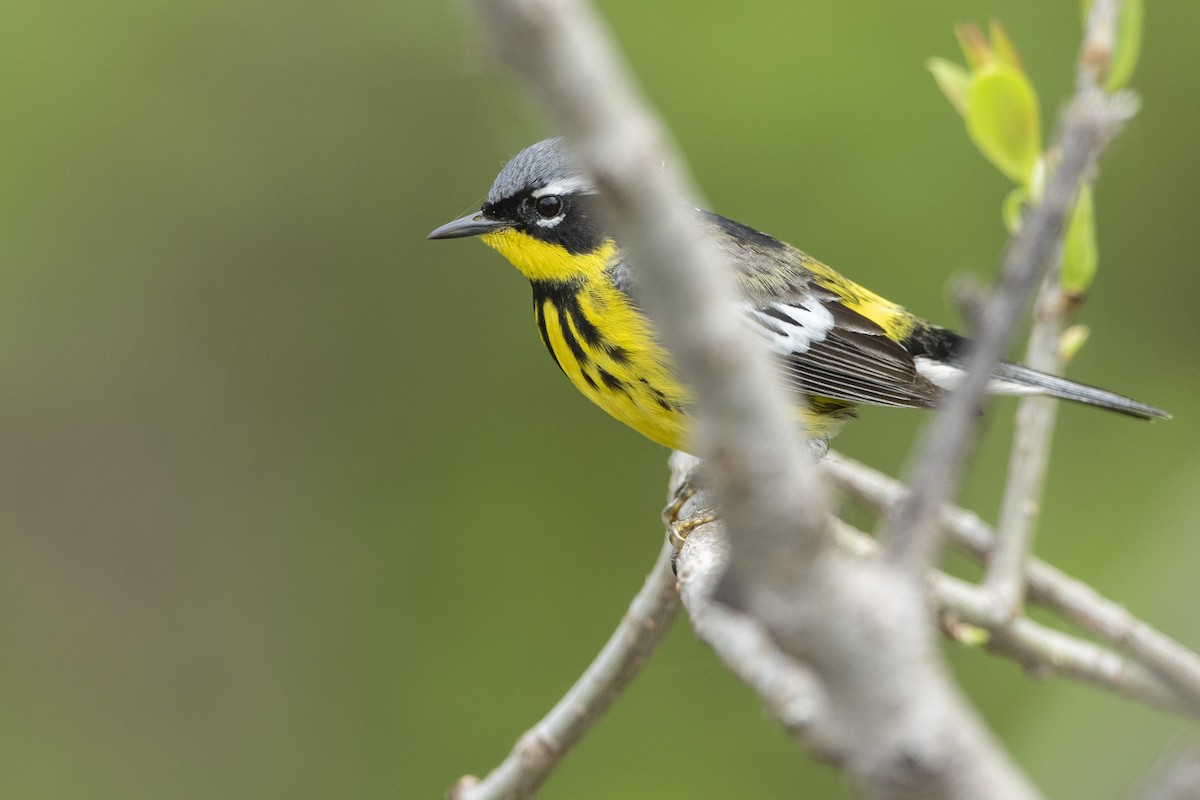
[449,1,1191,798]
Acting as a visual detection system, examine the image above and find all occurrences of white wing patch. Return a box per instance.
[913,357,962,389]
[914,357,1040,396]
[743,300,836,356]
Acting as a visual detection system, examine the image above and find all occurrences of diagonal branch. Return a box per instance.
[881,0,1139,577]
[458,1,1173,798]
[674,459,1200,726]
[983,277,1062,621]
[824,452,1200,715]
[449,540,681,800]
[981,0,1133,624]
[466,0,1137,795]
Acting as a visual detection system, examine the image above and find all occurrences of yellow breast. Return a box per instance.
[477,228,689,449]
[480,227,855,451]
[534,276,692,451]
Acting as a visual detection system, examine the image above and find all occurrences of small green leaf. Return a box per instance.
[955,23,990,70]
[1001,187,1029,234]
[988,19,1024,71]
[927,58,971,116]
[965,65,1042,186]
[1107,0,1143,91]
[1062,186,1098,297]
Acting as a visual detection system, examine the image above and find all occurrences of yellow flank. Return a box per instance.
[540,293,692,450]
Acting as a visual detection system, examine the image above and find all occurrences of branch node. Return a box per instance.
[515,729,560,765]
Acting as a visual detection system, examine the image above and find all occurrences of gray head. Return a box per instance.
[428,138,607,257]
[486,137,594,205]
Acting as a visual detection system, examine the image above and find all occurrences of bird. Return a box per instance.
[428,137,1168,456]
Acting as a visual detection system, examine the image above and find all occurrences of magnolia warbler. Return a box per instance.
[429,137,1168,455]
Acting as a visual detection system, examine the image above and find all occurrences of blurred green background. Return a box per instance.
[2,1,1198,797]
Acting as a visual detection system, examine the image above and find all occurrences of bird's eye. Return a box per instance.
[535,195,564,219]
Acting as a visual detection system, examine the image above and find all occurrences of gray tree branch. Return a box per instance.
[982,0,1131,622]
[824,452,1200,716]
[471,0,1043,796]
[883,84,1132,578]
[881,0,1138,576]
[451,0,1187,797]
[672,455,1199,722]
[450,540,680,800]
[983,272,1064,620]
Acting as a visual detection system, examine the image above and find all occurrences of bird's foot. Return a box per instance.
[667,511,718,553]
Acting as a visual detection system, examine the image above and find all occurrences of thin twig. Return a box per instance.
[1082,0,1122,87]
[673,469,1198,741]
[931,572,1196,718]
[980,0,1127,626]
[449,540,681,800]
[824,452,1200,716]
[853,522,1195,717]
[823,517,1197,717]
[984,274,1064,620]
[881,0,1136,577]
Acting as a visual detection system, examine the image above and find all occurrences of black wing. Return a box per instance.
[742,291,942,409]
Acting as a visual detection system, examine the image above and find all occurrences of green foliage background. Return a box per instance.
[3,2,1198,797]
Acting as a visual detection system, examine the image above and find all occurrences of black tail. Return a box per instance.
[992,361,1170,420]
